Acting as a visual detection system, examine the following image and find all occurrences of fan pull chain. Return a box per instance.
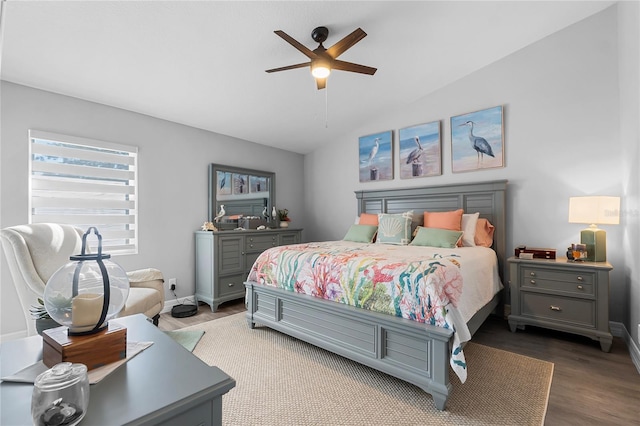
[324,82,329,128]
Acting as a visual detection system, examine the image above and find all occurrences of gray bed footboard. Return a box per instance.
[245,281,455,410]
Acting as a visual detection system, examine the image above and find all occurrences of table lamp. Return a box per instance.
[568,196,620,262]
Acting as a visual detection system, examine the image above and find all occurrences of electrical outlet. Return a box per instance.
[168,278,177,291]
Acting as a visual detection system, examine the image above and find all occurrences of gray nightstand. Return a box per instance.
[507,256,613,352]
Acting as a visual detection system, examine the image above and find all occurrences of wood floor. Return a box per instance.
[159,299,640,425]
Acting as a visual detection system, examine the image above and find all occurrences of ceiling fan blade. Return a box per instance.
[316,77,327,90]
[265,62,311,73]
[326,28,367,59]
[274,30,317,60]
[332,59,377,75]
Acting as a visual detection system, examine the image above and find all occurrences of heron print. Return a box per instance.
[450,105,504,173]
[359,130,393,182]
[399,121,441,179]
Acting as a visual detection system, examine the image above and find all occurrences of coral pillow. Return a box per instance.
[475,218,495,247]
[358,213,379,226]
[423,209,463,231]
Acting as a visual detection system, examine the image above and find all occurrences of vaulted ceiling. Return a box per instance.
[1,1,614,154]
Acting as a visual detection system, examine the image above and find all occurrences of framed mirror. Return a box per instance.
[208,164,275,225]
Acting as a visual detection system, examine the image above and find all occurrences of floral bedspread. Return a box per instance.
[247,240,471,382]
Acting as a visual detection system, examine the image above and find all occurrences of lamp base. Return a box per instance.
[580,227,607,262]
[42,322,127,370]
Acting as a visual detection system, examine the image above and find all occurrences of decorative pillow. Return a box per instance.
[358,213,379,226]
[410,227,463,248]
[475,218,495,248]
[376,212,413,245]
[343,224,378,243]
[423,209,463,231]
[460,212,480,247]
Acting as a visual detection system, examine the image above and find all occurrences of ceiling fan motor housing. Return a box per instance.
[311,26,329,44]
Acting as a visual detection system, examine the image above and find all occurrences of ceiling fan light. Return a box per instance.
[311,62,331,79]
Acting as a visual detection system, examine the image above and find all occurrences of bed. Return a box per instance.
[244,180,507,410]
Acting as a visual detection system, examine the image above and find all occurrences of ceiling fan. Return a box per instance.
[265,26,377,90]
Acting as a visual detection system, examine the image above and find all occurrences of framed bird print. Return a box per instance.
[399,121,441,179]
[359,130,393,182]
[450,105,504,173]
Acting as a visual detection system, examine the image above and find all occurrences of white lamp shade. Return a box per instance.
[568,196,620,225]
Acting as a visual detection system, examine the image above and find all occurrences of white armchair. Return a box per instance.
[1,223,165,336]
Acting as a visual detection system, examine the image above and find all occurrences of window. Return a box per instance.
[29,130,138,255]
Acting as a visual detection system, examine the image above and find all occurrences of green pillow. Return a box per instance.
[410,227,463,248]
[376,212,413,245]
[343,224,378,243]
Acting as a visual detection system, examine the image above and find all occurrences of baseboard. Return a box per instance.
[610,321,640,375]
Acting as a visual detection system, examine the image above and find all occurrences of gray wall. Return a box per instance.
[0,82,306,336]
[305,5,639,346]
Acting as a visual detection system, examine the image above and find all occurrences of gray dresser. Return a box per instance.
[195,229,302,311]
[507,256,613,352]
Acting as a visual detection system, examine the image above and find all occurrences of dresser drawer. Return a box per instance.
[521,292,596,327]
[521,267,595,297]
[246,234,278,252]
[216,274,245,298]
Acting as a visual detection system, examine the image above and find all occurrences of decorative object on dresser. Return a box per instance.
[450,105,504,173]
[507,256,613,352]
[277,209,291,228]
[195,228,302,312]
[568,196,620,261]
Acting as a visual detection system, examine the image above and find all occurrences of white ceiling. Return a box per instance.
[1,1,614,154]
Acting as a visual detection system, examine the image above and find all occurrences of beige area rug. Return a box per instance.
[183,312,553,426]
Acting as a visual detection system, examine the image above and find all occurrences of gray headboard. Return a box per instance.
[355,180,507,281]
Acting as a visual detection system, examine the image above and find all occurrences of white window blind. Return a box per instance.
[29,130,138,255]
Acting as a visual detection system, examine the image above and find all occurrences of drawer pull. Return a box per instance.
[241,252,245,255]
[249,238,253,242]
[228,283,235,287]
[529,272,536,277]
[577,276,583,281]
[529,280,536,285]
[549,305,562,312]
[577,285,584,290]
[250,244,254,248]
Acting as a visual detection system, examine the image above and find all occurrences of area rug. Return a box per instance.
[164,330,205,352]
[182,313,553,426]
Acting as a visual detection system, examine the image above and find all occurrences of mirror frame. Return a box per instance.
[208,163,275,223]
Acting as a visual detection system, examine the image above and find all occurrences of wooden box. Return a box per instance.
[42,322,127,370]
[515,246,556,259]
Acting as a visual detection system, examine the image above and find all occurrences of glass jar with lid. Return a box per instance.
[31,362,90,426]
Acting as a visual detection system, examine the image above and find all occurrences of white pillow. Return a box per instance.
[461,212,480,247]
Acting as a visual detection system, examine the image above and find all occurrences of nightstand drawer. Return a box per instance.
[246,235,278,252]
[521,293,595,327]
[521,267,595,296]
